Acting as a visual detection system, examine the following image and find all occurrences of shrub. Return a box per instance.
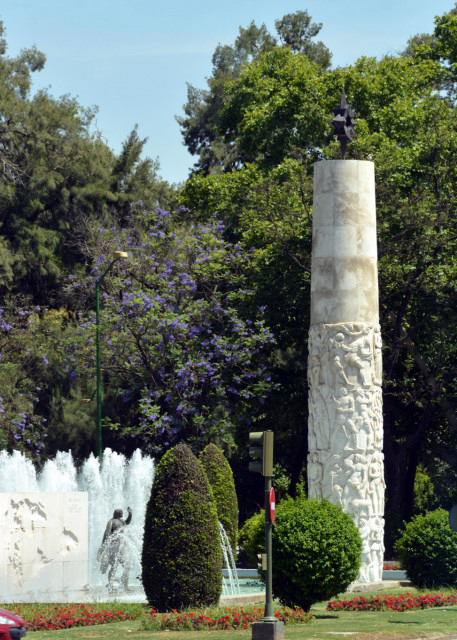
[394,508,457,588]
[238,511,264,567]
[271,496,362,611]
[141,443,222,610]
[141,604,313,630]
[199,444,239,557]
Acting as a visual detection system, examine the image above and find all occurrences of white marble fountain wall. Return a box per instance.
[0,448,155,602]
[0,492,88,602]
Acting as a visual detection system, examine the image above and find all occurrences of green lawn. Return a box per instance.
[21,588,457,640]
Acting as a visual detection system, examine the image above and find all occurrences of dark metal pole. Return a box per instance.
[95,278,102,460]
[263,475,275,622]
[95,254,127,460]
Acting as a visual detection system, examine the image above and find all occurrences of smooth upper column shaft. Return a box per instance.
[311,160,378,325]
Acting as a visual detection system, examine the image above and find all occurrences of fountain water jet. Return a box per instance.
[0,448,155,599]
[0,448,242,601]
[219,522,240,596]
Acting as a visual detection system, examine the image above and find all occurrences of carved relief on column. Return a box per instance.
[307,322,385,582]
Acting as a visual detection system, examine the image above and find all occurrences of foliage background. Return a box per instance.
[3,7,457,552]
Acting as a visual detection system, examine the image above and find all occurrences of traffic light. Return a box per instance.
[257,553,267,571]
[249,431,274,476]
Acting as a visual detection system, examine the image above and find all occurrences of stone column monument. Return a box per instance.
[307,158,385,583]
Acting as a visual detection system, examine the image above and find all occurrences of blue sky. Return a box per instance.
[1,0,455,184]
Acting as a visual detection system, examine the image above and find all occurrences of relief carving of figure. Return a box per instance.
[331,355,352,386]
[357,518,371,582]
[334,388,357,450]
[308,344,326,387]
[343,453,371,516]
[368,523,384,582]
[372,390,383,448]
[368,451,385,515]
[328,327,374,387]
[357,409,377,452]
[373,328,383,386]
[307,451,324,497]
[335,387,355,414]
[337,413,358,451]
[309,389,331,451]
[344,351,370,387]
[323,454,345,506]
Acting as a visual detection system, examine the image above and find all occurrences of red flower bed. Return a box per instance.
[383,562,402,571]
[141,605,313,631]
[327,592,457,612]
[2,603,312,632]
[1,603,142,631]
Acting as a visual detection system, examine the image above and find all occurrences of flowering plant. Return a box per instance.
[64,206,276,453]
[327,592,457,612]
[2,602,313,632]
[141,605,313,630]
[1,603,144,630]
[383,562,402,571]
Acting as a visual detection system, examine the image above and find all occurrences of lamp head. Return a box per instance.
[114,251,128,260]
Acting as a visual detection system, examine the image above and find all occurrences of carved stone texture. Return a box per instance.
[308,322,385,582]
[0,492,88,602]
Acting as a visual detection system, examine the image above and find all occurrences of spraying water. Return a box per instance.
[0,448,241,599]
[0,448,155,594]
[219,522,240,596]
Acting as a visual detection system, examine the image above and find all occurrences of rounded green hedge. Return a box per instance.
[199,443,239,557]
[238,511,264,567]
[271,496,362,611]
[141,443,222,610]
[395,508,457,588]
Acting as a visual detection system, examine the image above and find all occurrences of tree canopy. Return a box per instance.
[3,6,457,553]
[176,11,331,175]
[180,6,457,544]
[63,206,276,455]
[0,20,176,305]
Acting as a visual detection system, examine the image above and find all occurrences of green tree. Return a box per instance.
[0,302,69,460]
[176,11,331,175]
[62,206,276,456]
[142,443,222,609]
[0,19,177,460]
[180,18,457,543]
[199,443,239,556]
[0,20,176,305]
[238,510,264,567]
[181,158,312,496]
[109,125,178,221]
[275,11,331,67]
[413,467,437,514]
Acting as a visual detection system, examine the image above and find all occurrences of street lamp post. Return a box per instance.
[95,250,128,460]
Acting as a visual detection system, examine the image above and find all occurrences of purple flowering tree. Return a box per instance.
[64,206,276,454]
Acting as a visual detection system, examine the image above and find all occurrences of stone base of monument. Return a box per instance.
[252,621,284,640]
[349,579,410,593]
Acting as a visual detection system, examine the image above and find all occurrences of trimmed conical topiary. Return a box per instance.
[141,443,222,610]
[199,443,239,557]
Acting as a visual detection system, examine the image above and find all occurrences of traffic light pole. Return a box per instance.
[249,430,284,640]
[263,474,274,622]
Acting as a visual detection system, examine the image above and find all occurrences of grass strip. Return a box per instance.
[4,587,457,640]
